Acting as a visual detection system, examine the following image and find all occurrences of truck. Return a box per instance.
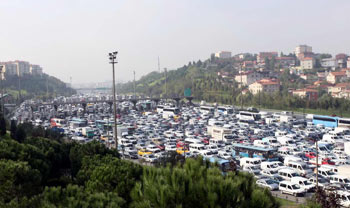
[279,115,293,123]
[344,142,350,156]
[207,126,232,141]
[82,127,94,138]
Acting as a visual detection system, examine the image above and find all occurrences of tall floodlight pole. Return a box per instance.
[240,65,243,110]
[0,66,4,114]
[164,68,167,101]
[316,137,319,189]
[133,71,136,98]
[109,51,118,150]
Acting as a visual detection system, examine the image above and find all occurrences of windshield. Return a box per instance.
[291,184,300,189]
[344,179,350,183]
[291,173,299,177]
[266,180,275,185]
[252,161,260,165]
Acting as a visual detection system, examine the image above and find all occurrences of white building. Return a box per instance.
[215,51,232,59]
[347,58,350,68]
[300,57,315,70]
[1,62,18,76]
[15,61,30,76]
[30,64,43,75]
[295,45,312,58]
[235,71,264,86]
[321,58,336,70]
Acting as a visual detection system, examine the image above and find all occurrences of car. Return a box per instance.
[256,179,279,190]
[279,181,306,197]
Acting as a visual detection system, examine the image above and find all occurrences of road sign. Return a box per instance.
[184,88,191,97]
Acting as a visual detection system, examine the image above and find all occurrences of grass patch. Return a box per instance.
[275,198,299,208]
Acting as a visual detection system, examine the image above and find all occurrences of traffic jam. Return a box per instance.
[12,94,350,206]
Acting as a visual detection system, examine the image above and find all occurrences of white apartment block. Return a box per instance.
[30,64,43,75]
[215,51,232,59]
[321,58,336,69]
[300,58,315,70]
[347,58,350,68]
[1,62,18,76]
[234,71,264,86]
[295,45,312,58]
[15,61,30,76]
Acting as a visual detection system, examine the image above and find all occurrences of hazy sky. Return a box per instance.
[1,0,349,84]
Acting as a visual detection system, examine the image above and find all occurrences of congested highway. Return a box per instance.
[12,93,350,206]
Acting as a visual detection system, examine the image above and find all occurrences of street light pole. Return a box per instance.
[0,66,4,115]
[109,51,118,150]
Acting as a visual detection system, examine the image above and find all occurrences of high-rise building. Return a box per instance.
[30,64,43,75]
[257,52,278,63]
[294,45,312,58]
[215,51,232,59]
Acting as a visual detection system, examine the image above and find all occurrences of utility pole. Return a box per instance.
[158,56,160,73]
[109,51,118,150]
[46,76,49,99]
[240,65,243,110]
[0,66,4,115]
[316,137,319,189]
[164,68,167,101]
[18,72,21,103]
[133,71,136,98]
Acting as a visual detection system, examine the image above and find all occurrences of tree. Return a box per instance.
[130,157,278,208]
[10,120,17,140]
[0,115,6,136]
[15,125,26,143]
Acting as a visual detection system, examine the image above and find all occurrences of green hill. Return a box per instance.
[117,59,238,103]
[3,74,76,102]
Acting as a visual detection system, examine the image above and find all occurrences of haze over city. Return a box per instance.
[1,0,350,83]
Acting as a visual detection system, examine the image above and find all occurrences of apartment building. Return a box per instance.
[234,71,264,86]
[215,51,232,59]
[257,52,278,63]
[292,88,318,101]
[295,45,312,59]
[30,65,43,75]
[248,79,280,95]
[321,58,336,69]
[326,71,347,84]
[300,57,315,70]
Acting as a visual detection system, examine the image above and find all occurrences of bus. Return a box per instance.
[217,106,234,115]
[312,115,338,128]
[200,106,215,115]
[156,105,164,114]
[231,143,279,161]
[237,111,261,121]
[338,118,350,129]
[205,157,237,174]
[163,107,180,119]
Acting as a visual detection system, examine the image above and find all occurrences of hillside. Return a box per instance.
[117,59,239,103]
[118,58,350,116]
[3,74,76,102]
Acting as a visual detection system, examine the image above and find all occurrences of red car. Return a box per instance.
[322,158,335,165]
[305,152,317,159]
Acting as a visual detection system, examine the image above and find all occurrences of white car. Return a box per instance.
[279,181,306,197]
[256,179,279,190]
[142,154,158,163]
[261,169,279,178]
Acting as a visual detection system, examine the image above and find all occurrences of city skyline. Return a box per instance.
[1,0,350,83]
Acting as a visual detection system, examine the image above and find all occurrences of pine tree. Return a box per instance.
[10,120,17,139]
[0,115,6,136]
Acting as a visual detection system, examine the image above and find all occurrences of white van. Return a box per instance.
[189,143,206,153]
[329,175,350,184]
[291,177,315,192]
[240,158,262,168]
[261,161,280,172]
[318,167,336,179]
[278,168,300,181]
[283,156,303,165]
[279,181,306,197]
[285,161,313,176]
[337,191,350,207]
